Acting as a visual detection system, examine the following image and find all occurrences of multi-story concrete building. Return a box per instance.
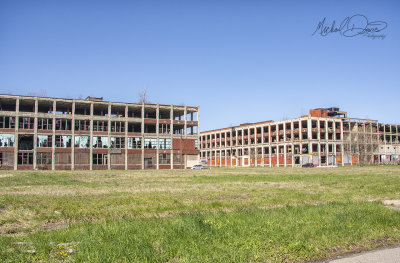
[0,94,199,170]
[200,108,400,167]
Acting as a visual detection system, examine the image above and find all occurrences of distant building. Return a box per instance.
[200,108,399,167]
[0,94,199,170]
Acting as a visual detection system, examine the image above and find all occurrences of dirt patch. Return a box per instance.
[383,200,400,210]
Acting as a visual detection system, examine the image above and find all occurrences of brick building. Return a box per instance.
[200,108,400,167]
[0,94,199,170]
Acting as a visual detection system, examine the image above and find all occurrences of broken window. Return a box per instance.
[74,102,91,115]
[55,135,71,148]
[92,136,108,148]
[37,135,52,147]
[158,138,172,149]
[74,136,90,148]
[128,137,141,149]
[144,138,157,149]
[110,137,125,148]
[0,134,15,147]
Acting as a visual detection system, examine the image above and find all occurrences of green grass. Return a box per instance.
[1,166,400,262]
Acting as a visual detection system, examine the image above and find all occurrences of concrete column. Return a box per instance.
[107,103,111,170]
[89,102,93,170]
[184,105,187,138]
[269,145,272,168]
[33,99,38,170]
[341,120,344,166]
[71,101,75,170]
[141,103,145,169]
[156,104,159,170]
[125,105,128,170]
[52,101,56,170]
[170,105,174,169]
[13,98,19,170]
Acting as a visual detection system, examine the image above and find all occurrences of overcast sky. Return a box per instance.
[1,0,399,131]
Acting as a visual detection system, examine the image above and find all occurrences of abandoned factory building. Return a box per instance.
[0,94,199,170]
[200,108,400,167]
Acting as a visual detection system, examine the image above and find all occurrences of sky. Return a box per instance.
[0,0,399,131]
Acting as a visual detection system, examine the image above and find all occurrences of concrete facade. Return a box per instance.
[0,94,200,170]
[200,108,400,167]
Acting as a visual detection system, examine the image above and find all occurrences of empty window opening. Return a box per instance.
[93,104,108,116]
[18,134,34,150]
[128,122,141,133]
[19,99,35,112]
[0,98,16,111]
[144,124,156,133]
[55,102,72,115]
[74,103,91,115]
[144,108,156,119]
[128,106,142,118]
[110,105,125,117]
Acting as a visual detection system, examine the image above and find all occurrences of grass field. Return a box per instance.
[1,166,400,262]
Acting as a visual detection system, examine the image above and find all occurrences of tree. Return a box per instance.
[137,88,149,104]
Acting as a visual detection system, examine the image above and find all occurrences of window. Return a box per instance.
[92,136,109,148]
[75,120,90,131]
[55,119,71,130]
[55,135,71,148]
[93,120,108,131]
[38,118,52,130]
[110,137,125,148]
[144,138,157,149]
[128,137,141,149]
[111,121,125,132]
[18,152,33,165]
[93,153,108,165]
[158,138,171,149]
[74,136,90,148]
[195,139,198,149]
[0,116,15,129]
[159,153,171,164]
[19,117,34,129]
[0,134,15,147]
[37,135,52,147]
[37,152,51,165]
